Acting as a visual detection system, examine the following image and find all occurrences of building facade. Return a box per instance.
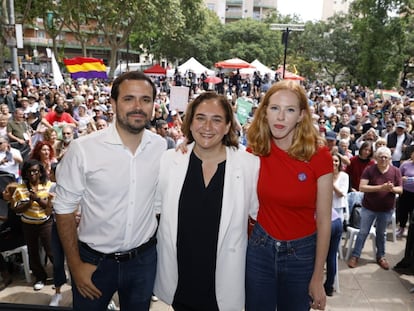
[322,0,352,21]
[204,0,278,23]
[15,17,140,75]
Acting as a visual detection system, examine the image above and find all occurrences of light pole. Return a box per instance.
[270,23,304,79]
[7,0,19,76]
[33,27,39,61]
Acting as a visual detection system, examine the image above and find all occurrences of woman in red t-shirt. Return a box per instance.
[246,80,333,311]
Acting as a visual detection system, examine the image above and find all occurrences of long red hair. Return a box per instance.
[30,140,55,162]
[247,80,318,161]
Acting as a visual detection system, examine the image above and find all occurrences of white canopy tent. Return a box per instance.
[239,59,274,77]
[177,57,215,76]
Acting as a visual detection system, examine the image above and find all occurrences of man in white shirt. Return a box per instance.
[0,136,22,179]
[387,121,413,167]
[323,95,337,119]
[54,71,167,311]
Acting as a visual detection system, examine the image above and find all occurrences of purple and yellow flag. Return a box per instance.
[64,57,107,79]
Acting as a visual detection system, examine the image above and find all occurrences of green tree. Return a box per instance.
[133,0,205,64]
[15,0,66,58]
[59,0,93,57]
[90,0,183,77]
[349,0,406,87]
[218,18,281,66]
[398,0,414,87]
[295,15,360,84]
[175,9,223,68]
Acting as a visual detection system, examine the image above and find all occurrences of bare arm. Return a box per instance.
[56,213,102,299]
[12,150,23,164]
[55,213,81,268]
[7,131,25,145]
[309,173,333,310]
[40,118,53,129]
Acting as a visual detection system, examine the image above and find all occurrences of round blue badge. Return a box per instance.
[298,173,307,181]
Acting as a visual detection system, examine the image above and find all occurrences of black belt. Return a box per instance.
[79,236,156,262]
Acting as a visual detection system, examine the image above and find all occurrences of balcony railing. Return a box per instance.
[226,0,243,4]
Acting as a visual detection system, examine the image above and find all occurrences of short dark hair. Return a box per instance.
[111,71,156,102]
[155,119,168,129]
[55,105,64,114]
[181,92,239,148]
[21,159,48,186]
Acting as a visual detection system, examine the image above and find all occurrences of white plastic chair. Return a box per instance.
[2,245,31,283]
[388,195,398,242]
[342,196,377,260]
[334,251,340,293]
[390,208,397,242]
[343,225,377,260]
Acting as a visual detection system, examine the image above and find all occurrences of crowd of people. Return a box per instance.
[0,67,412,311]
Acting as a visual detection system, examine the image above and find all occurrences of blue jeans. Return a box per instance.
[351,207,393,259]
[51,220,67,288]
[73,242,156,311]
[347,191,364,215]
[324,218,342,290]
[246,223,315,311]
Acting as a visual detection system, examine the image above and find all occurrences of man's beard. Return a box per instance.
[116,109,148,134]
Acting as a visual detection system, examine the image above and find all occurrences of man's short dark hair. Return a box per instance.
[55,105,64,114]
[111,71,156,102]
[155,119,167,129]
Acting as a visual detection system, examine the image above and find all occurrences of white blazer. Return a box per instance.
[154,143,260,311]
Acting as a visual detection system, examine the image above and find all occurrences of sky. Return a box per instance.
[277,0,324,22]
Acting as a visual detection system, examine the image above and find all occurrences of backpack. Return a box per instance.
[349,204,362,229]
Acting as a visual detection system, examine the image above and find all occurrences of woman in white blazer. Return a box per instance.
[154,92,259,311]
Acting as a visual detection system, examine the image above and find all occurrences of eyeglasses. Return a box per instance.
[28,169,39,175]
[377,156,389,160]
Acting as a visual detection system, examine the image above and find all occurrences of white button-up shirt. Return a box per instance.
[54,124,166,253]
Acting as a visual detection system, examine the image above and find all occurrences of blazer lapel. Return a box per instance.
[217,147,242,250]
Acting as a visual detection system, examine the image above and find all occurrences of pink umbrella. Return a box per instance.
[215,58,255,69]
[275,67,305,81]
[204,76,222,84]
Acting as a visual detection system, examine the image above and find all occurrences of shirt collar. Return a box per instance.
[104,121,152,150]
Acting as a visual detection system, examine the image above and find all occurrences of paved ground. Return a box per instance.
[0,228,414,310]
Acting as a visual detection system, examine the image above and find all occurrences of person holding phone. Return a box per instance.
[0,136,23,180]
[13,160,54,290]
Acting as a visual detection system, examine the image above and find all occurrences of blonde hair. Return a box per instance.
[375,138,387,149]
[247,80,319,161]
[3,182,18,205]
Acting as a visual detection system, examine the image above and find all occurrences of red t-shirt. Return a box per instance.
[257,142,332,240]
[345,156,375,191]
[45,111,75,125]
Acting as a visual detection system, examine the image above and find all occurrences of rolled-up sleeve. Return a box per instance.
[54,141,85,214]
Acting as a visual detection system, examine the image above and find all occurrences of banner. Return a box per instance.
[63,57,107,79]
[169,86,189,112]
[236,97,253,125]
[48,49,64,87]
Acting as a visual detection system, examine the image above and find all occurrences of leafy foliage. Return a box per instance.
[4,0,414,88]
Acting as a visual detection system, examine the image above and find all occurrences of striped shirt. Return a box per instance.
[13,181,52,224]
